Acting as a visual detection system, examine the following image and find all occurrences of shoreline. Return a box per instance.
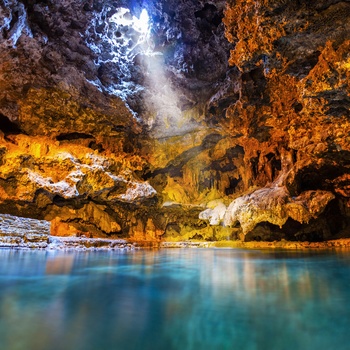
[2,235,350,251]
[158,238,350,250]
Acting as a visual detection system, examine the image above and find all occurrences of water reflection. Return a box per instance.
[0,249,349,349]
[46,255,75,275]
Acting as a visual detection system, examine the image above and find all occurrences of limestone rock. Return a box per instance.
[0,214,49,248]
[0,0,350,242]
[0,134,156,237]
[203,186,335,235]
[199,202,227,226]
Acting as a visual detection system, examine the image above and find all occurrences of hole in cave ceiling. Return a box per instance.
[83,1,231,138]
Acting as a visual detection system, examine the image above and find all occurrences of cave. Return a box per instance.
[1,0,350,348]
[0,0,350,242]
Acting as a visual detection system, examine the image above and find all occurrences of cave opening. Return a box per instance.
[293,164,346,194]
[83,0,232,138]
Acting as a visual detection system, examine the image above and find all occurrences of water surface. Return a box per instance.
[0,248,349,350]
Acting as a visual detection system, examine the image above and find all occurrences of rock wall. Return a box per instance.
[202,0,350,241]
[0,0,350,242]
[0,0,155,239]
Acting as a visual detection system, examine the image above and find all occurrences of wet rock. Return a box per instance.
[0,133,156,237]
[0,213,138,250]
[0,214,49,248]
[200,186,335,238]
[198,0,350,241]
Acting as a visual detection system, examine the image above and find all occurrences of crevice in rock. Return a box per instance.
[194,4,223,33]
[62,218,122,237]
[0,114,23,135]
[56,132,94,141]
[284,51,321,78]
[88,141,105,152]
[52,195,68,207]
[0,147,6,166]
[225,176,242,195]
[291,163,347,195]
[209,146,244,172]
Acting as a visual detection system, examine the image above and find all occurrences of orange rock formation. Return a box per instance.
[0,0,350,242]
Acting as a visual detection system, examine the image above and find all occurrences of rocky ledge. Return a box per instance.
[2,214,350,251]
[0,214,137,250]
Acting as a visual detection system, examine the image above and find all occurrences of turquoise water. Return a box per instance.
[0,248,350,350]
